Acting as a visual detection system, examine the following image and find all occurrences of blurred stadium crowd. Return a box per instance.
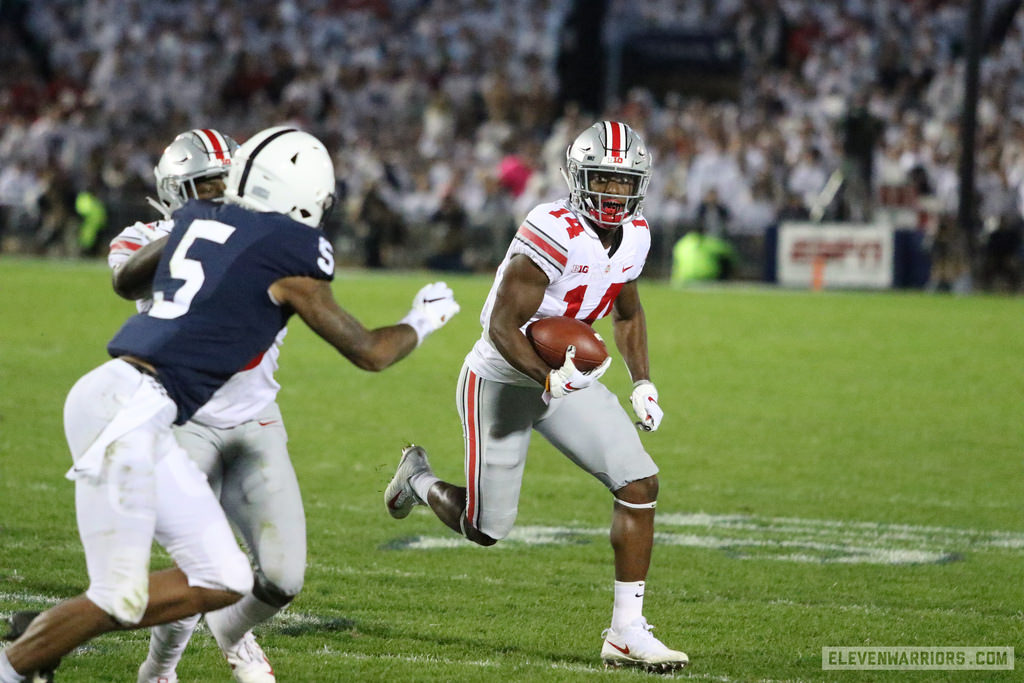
[1,0,1022,289]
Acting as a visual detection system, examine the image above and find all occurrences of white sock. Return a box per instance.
[0,651,25,683]
[409,471,440,504]
[141,613,200,674]
[611,580,645,631]
[205,594,280,650]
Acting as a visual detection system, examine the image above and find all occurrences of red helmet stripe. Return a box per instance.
[605,121,625,154]
[199,128,228,160]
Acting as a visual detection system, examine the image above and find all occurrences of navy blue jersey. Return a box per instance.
[108,200,334,423]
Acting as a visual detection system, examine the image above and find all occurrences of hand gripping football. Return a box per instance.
[526,316,608,371]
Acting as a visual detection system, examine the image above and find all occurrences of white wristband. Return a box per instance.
[399,310,431,346]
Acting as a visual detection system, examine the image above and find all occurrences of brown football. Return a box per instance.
[525,316,608,371]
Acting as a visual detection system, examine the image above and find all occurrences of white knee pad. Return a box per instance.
[84,542,153,626]
[189,537,253,597]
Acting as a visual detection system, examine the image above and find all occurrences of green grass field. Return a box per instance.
[1,257,1021,682]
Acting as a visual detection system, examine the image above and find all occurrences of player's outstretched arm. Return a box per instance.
[112,235,169,300]
[269,275,426,371]
[489,255,555,386]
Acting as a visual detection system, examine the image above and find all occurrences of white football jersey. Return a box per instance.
[108,219,175,313]
[108,218,285,429]
[465,198,651,385]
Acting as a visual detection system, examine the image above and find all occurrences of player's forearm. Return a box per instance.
[357,324,419,370]
[112,235,169,300]
[491,323,550,386]
[309,308,418,372]
[613,313,650,383]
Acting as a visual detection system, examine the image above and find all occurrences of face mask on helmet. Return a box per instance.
[224,126,337,228]
[152,129,239,215]
[562,121,652,229]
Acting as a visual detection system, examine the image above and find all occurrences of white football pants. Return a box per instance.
[457,362,658,541]
[174,401,306,601]
[63,359,253,625]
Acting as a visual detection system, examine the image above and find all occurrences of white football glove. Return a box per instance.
[399,281,460,345]
[544,345,612,402]
[630,380,664,432]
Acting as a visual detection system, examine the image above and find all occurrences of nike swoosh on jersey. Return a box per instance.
[257,419,279,426]
[622,265,633,272]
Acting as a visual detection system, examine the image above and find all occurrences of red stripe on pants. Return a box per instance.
[465,370,479,528]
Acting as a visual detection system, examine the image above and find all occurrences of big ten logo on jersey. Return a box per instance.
[571,264,589,274]
[316,236,334,275]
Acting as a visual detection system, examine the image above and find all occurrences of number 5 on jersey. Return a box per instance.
[150,220,236,320]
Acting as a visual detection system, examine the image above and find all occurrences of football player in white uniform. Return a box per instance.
[385,121,688,673]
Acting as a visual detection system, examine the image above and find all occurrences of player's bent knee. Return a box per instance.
[253,553,306,600]
[460,517,499,546]
[465,526,498,546]
[85,544,153,626]
[253,572,301,608]
[614,475,659,508]
[86,581,150,627]
[220,552,255,596]
[187,547,253,598]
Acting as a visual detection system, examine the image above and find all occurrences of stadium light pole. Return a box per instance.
[958,0,984,260]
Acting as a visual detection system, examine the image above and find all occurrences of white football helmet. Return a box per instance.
[562,121,652,228]
[152,129,238,215]
[224,126,336,228]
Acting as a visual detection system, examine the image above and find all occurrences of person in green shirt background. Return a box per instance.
[75,190,107,255]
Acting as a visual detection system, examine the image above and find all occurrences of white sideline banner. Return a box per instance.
[777,222,894,289]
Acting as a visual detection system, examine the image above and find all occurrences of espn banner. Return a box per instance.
[777,222,894,289]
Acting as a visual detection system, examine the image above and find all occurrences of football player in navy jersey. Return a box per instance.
[108,128,304,683]
[384,121,687,672]
[0,127,459,683]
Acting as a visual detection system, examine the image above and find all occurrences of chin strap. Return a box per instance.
[145,196,172,219]
[614,498,657,509]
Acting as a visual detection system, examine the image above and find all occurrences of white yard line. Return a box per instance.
[313,648,807,682]
[394,513,1024,565]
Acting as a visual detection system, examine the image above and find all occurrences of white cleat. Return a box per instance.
[601,618,689,673]
[223,631,275,683]
[136,662,178,683]
[384,444,432,519]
